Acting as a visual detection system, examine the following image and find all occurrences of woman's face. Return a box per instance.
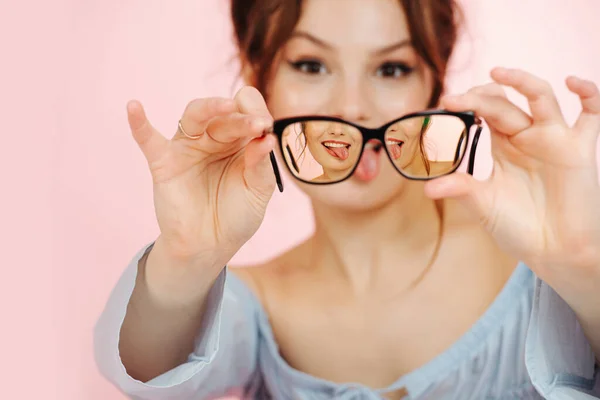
[267,0,434,210]
[303,120,362,181]
[386,117,428,172]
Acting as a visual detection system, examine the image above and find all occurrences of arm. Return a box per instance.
[432,69,600,398]
[94,243,261,399]
[103,88,276,398]
[526,272,600,399]
[537,260,600,363]
[119,241,225,382]
[580,317,600,366]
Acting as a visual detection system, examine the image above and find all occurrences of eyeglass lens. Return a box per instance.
[280,115,468,183]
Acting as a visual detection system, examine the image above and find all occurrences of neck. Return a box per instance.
[308,184,443,295]
[320,168,349,182]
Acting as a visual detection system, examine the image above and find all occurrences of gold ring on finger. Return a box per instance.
[178,120,203,140]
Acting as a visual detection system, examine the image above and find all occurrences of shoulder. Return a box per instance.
[228,242,310,308]
[228,265,266,303]
[227,259,288,306]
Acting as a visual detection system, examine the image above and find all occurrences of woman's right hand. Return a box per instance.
[127,86,277,271]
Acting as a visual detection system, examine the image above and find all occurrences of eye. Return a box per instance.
[288,59,328,75]
[377,62,413,78]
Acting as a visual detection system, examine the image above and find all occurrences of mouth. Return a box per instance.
[386,138,404,160]
[366,140,383,153]
[322,140,351,160]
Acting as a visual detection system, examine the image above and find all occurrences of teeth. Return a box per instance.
[323,142,348,148]
[386,140,403,146]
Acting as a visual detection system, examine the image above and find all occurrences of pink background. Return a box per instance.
[2,1,598,399]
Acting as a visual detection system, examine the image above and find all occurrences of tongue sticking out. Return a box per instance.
[354,146,381,181]
[325,146,349,160]
[389,143,402,160]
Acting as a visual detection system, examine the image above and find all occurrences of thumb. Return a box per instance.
[243,134,277,196]
[424,173,495,224]
[127,100,168,164]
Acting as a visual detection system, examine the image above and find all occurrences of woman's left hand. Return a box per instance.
[426,68,600,294]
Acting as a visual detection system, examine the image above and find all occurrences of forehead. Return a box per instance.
[296,0,410,48]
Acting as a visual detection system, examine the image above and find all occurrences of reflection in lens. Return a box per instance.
[384,115,467,178]
[281,120,363,183]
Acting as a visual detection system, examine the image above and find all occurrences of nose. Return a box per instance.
[330,122,347,136]
[327,78,372,124]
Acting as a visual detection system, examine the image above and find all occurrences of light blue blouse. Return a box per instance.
[94,243,600,399]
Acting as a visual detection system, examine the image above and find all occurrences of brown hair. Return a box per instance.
[230,0,463,107]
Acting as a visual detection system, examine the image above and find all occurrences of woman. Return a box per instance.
[284,120,363,182]
[94,0,600,399]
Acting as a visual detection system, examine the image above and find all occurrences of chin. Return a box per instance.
[299,168,410,213]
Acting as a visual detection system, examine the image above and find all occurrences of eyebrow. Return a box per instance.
[289,31,412,55]
[373,39,412,56]
[290,31,334,50]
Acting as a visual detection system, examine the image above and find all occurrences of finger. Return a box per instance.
[202,113,271,147]
[566,76,600,135]
[424,172,495,228]
[234,86,273,119]
[243,134,277,195]
[176,97,237,140]
[190,87,273,153]
[127,100,168,164]
[490,67,565,125]
[234,86,277,195]
[441,92,532,135]
[467,82,508,98]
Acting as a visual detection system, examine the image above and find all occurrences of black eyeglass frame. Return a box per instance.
[266,110,483,192]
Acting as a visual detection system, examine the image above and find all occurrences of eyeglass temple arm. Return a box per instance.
[467,123,484,176]
[269,151,284,192]
[285,145,300,173]
[453,131,465,165]
[263,125,284,193]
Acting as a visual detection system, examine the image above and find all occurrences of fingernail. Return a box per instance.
[443,95,460,104]
[430,178,451,191]
[251,117,269,131]
[261,126,273,137]
[261,119,273,132]
[494,67,514,76]
[220,99,235,110]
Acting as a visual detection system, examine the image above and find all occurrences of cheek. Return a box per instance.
[372,67,435,119]
[306,133,319,147]
[305,126,321,142]
[267,70,331,119]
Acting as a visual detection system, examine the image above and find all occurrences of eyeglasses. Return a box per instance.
[266,110,483,192]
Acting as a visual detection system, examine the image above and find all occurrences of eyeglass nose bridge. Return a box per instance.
[358,126,387,142]
[356,125,404,157]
